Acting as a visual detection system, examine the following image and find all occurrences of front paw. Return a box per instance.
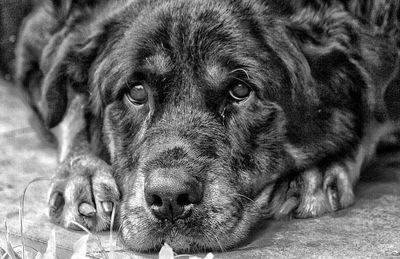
[294,163,355,218]
[48,155,120,231]
[274,160,357,219]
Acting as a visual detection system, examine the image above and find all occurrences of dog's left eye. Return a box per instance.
[229,83,252,102]
[126,85,148,105]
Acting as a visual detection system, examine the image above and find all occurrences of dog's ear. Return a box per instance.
[286,6,399,117]
[39,0,109,128]
[40,24,106,128]
[43,0,75,22]
[45,0,98,21]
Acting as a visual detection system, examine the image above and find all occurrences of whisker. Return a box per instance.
[201,231,218,253]
[232,193,255,203]
[231,193,263,213]
[213,233,225,252]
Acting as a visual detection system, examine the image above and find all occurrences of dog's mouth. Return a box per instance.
[116,179,257,253]
[119,216,228,253]
[118,207,238,253]
[116,173,273,253]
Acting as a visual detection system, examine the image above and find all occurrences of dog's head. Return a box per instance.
[31,0,398,252]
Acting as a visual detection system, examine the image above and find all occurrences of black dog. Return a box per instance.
[14,0,400,253]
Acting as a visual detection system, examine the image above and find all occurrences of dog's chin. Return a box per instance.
[120,226,226,253]
[117,170,276,253]
[118,205,256,253]
[119,219,236,253]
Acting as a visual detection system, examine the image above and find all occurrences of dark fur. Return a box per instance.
[14,0,400,253]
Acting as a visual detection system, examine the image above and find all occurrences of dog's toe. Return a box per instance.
[48,155,120,231]
[295,168,331,218]
[295,163,355,218]
[323,164,355,212]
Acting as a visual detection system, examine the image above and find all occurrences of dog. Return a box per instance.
[13,0,400,253]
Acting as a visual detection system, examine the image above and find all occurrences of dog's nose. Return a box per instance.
[144,169,203,221]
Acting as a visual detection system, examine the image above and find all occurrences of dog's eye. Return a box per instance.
[126,85,148,105]
[229,83,251,102]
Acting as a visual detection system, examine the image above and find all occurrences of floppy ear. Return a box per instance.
[39,4,106,128]
[43,0,76,24]
[44,0,98,21]
[287,6,399,118]
[39,31,103,128]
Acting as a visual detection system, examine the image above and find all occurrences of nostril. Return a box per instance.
[151,194,163,207]
[177,193,191,206]
[144,169,204,221]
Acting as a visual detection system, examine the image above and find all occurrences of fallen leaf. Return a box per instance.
[0,247,7,257]
[71,235,89,259]
[5,241,20,259]
[189,253,214,259]
[159,243,174,259]
[4,219,20,259]
[41,229,57,259]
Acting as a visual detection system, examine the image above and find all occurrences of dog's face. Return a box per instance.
[20,0,399,253]
[95,2,295,251]
[88,0,372,251]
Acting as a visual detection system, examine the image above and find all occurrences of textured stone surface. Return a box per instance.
[0,80,399,258]
[0,81,57,220]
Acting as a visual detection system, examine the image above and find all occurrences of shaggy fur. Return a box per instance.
[14,0,400,253]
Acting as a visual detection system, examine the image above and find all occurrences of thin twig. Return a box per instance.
[19,177,51,259]
[109,204,117,259]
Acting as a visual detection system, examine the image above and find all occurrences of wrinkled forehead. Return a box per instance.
[95,2,290,104]
[140,51,233,85]
[119,1,270,70]
[100,32,247,98]
[139,53,231,91]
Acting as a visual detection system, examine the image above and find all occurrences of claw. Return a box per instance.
[278,197,298,216]
[79,202,97,217]
[49,192,64,210]
[102,201,113,214]
[327,186,339,211]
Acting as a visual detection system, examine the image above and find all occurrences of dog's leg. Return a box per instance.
[47,94,120,231]
[273,120,398,219]
[285,120,398,219]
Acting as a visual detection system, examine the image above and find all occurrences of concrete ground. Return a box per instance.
[0,79,400,258]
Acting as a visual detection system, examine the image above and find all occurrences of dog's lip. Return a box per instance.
[119,204,244,252]
[120,222,206,252]
[122,227,223,253]
[120,181,248,252]
[150,217,194,230]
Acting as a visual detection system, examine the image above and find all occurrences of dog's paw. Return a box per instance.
[274,159,358,219]
[294,162,356,218]
[48,155,120,231]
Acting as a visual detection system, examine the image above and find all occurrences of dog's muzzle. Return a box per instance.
[143,147,204,222]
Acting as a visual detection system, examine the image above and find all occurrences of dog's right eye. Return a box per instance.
[126,85,148,105]
[229,83,252,102]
